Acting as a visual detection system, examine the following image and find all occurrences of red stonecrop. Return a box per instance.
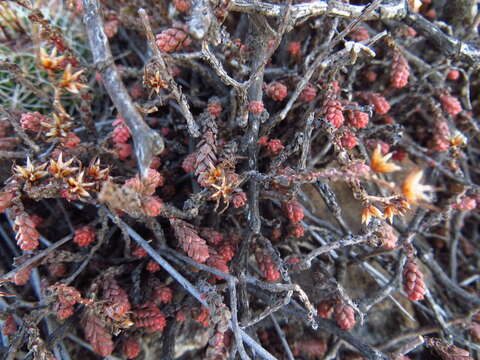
[134,302,167,332]
[2,314,16,336]
[173,0,191,12]
[440,93,462,116]
[366,93,391,115]
[403,259,426,301]
[283,200,304,223]
[255,251,280,282]
[156,27,191,53]
[0,191,14,213]
[248,100,265,115]
[102,277,131,320]
[287,41,301,58]
[447,69,460,81]
[207,99,222,117]
[112,117,131,144]
[390,51,410,88]
[143,196,163,216]
[266,139,284,155]
[81,312,114,357]
[323,98,345,128]
[340,131,358,150]
[14,213,40,251]
[299,83,317,103]
[265,82,288,101]
[14,266,32,286]
[74,226,96,247]
[334,302,356,330]
[317,300,334,319]
[170,218,210,263]
[20,112,44,132]
[347,108,369,129]
[123,336,141,359]
[153,285,173,304]
[232,191,247,208]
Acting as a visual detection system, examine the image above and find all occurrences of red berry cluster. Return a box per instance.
[403,259,426,301]
[156,26,192,53]
[255,250,280,282]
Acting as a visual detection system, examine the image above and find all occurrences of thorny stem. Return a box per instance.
[82,0,164,178]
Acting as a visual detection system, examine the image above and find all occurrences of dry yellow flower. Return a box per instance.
[370,145,402,174]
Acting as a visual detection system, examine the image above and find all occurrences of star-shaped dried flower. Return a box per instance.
[384,199,410,223]
[60,64,88,94]
[370,145,402,174]
[49,153,77,179]
[39,47,65,71]
[67,171,95,198]
[41,112,73,140]
[449,130,467,147]
[402,169,433,203]
[86,158,110,182]
[361,204,383,225]
[14,157,48,182]
[143,69,168,95]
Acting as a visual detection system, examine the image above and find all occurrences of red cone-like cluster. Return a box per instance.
[323,98,345,128]
[134,302,167,332]
[2,314,17,336]
[440,93,462,116]
[317,300,334,319]
[283,200,304,223]
[248,100,265,115]
[340,131,358,150]
[123,336,141,359]
[334,302,356,330]
[81,312,114,357]
[255,250,280,282]
[390,51,410,88]
[112,117,131,144]
[299,83,317,103]
[153,285,173,304]
[403,259,426,301]
[170,218,210,263]
[265,82,288,101]
[14,213,40,251]
[73,226,96,247]
[366,93,391,115]
[156,27,191,53]
[102,277,131,320]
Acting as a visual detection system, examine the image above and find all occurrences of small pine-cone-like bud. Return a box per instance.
[103,277,131,320]
[267,139,284,155]
[0,191,14,213]
[200,228,224,245]
[123,336,141,359]
[81,312,114,357]
[2,314,17,336]
[194,306,210,327]
[218,242,235,262]
[143,196,163,217]
[364,70,377,83]
[115,143,133,159]
[155,27,191,53]
[74,226,96,247]
[334,302,356,330]
[390,51,410,88]
[248,100,265,115]
[14,266,32,286]
[376,223,398,249]
[153,285,173,304]
[348,26,369,42]
[452,197,477,211]
[170,218,210,263]
[54,302,74,320]
[14,214,40,251]
[317,300,334,319]
[287,41,301,58]
[255,251,280,282]
[291,224,304,238]
[62,132,81,149]
[299,83,317,103]
[447,69,460,81]
[207,99,222,117]
[403,260,426,301]
[48,263,67,278]
[347,109,369,129]
[323,98,345,128]
[146,260,161,272]
[366,93,391,115]
[283,200,304,223]
[132,245,148,258]
[182,152,197,173]
[232,191,247,208]
[20,112,43,132]
[176,309,187,322]
[173,0,191,12]
[112,124,131,144]
[440,94,462,116]
[340,131,358,150]
[206,249,229,280]
[134,302,167,332]
[265,82,288,101]
[258,136,269,146]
